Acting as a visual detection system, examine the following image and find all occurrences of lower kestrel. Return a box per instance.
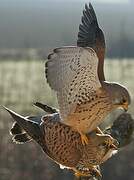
[4,105,118,178]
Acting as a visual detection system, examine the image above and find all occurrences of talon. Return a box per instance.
[74,166,101,178]
[105,140,112,148]
[105,136,118,149]
[110,143,118,150]
[75,171,91,178]
[80,133,89,145]
[75,171,84,177]
[92,167,102,178]
[74,170,91,177]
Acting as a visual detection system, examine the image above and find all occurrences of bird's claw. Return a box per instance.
[105,136,118,150]
[75,171,87,177]
[92,167,102,178]
[75,166,102,178]
[80,134,89,145]
[110,143,118,150]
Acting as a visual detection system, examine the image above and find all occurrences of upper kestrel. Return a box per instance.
[45,3,131,145]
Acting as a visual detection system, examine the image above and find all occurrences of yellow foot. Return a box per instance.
[80,133,89,145]
[74,169,92,178]
[96,128,118,150]
[105,135,118,150]
[75,171,88,177]
[74,167,102,178]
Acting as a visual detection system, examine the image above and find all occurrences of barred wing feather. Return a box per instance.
[45,46,101,121]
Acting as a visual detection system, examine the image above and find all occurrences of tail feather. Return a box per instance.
[10,122,24,135]
[34,102,58,113]
[3,106,43,143]
[12,133,32,144]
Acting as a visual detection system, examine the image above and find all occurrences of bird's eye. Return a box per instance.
[122,98,126,103]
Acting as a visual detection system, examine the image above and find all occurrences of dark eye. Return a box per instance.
[122,98,126,103]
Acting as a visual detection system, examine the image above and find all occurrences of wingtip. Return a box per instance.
[84,2,92,10]
[85,3,88,9]
[33,102,37,107]
[33,102,42,110]
[2,105,12,114]
[2,105,26,122]
[89,2,94,9]
[88,2,92,7]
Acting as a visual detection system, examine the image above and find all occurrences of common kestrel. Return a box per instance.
[45,3,131,145]
[4,105,118,178]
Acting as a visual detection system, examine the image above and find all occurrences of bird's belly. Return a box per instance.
[76,113,106,134]
[64,102,112,134]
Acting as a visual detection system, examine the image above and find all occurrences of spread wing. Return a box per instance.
[45,46,101,121]
[77,3,105,81]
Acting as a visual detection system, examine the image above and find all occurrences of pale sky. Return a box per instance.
[92,0,129,3]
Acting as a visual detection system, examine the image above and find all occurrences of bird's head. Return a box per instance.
[104,82,131,112]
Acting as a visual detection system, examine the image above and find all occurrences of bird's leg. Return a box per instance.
[75,171,89,178]
[74,168,92,178]
[91,166,102,178]
[74,166,102,178]
[96,127,104,135]
[79,132,89,145]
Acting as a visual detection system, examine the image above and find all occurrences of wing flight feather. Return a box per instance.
[46,46,101,121]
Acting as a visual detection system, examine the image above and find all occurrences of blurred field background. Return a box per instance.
[0,0,134,180]
[0,57,134,180]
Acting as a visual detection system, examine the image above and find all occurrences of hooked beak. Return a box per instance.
[122,102,129,112]
[115,102,129,112]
